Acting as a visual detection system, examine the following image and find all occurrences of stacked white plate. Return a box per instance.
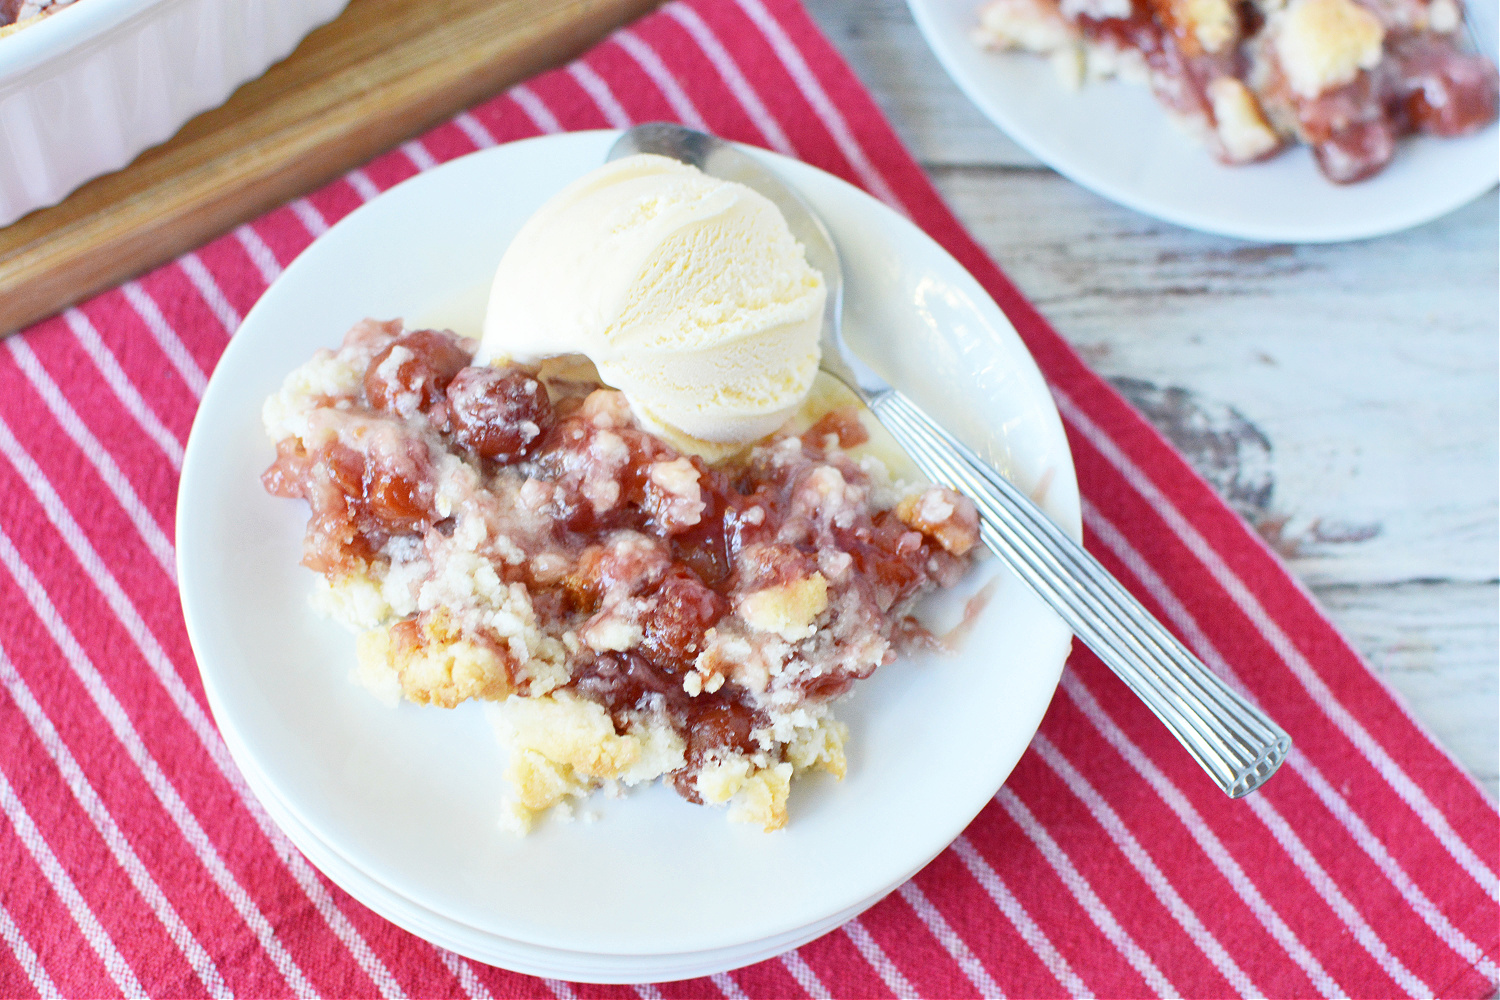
[177,131,1080,983]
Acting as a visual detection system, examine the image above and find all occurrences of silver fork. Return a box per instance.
[608,123,1291,797]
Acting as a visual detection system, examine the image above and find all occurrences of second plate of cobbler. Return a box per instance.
[177,130,1079,977]
[908,0,1498,241]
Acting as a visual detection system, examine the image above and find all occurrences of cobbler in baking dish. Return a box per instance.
[973,0,1498,182]
[262,319,980,831]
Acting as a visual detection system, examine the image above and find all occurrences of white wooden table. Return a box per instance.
[807,0,1499,799]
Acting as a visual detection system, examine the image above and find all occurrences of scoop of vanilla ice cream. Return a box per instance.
[478,153,825,450]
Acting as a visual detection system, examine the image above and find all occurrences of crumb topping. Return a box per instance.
[1274,0,1386,97]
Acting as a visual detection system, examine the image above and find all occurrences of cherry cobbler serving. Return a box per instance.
[973,0,1498,182]
[263,319,980,831]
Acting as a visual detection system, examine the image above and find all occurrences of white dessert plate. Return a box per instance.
[228,732,889,982]
[906,0,1500,242]
[177,130,1080,965]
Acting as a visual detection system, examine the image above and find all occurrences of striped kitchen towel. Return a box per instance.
[0,0,1494,996]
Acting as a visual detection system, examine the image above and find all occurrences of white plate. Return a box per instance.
[227,731,887,982]
[177,130,1079,964]
[906,0,1500,242]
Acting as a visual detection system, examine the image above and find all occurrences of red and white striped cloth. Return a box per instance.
[0,0,1494,995]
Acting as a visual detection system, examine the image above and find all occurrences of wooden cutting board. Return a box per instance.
[0,0,664,336]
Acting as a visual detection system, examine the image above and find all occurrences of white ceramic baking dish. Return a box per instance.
[0,0,349,226]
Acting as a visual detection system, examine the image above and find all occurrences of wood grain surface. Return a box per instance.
[804,0,1500,797]
[0,0,663,336]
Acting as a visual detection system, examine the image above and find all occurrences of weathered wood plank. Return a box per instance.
[1317,581,1498,800]
[931,168,1498,589]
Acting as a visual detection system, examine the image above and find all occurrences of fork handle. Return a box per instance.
[868,389,1291,797]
